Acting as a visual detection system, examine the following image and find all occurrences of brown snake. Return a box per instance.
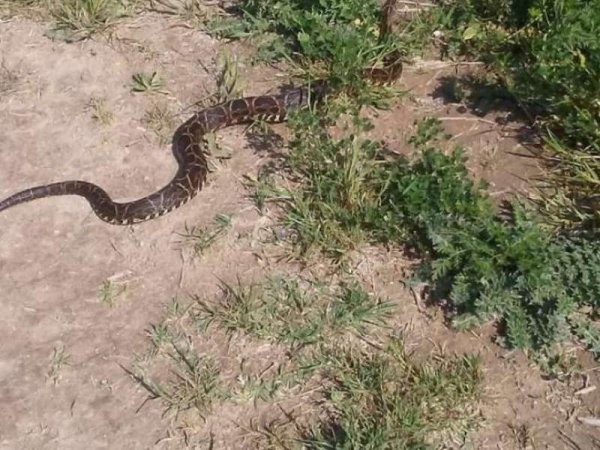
[0,1,403,226]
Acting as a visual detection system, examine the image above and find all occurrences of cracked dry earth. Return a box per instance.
[1,11,599,450]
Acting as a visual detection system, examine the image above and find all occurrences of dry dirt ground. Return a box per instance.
[1,9,599,450]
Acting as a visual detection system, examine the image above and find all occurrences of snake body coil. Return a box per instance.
[0,1,402,226]
[0,86,328,225]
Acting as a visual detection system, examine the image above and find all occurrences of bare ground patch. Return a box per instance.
[0,10,599,450]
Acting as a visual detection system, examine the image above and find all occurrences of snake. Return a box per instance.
[0,0,403,226]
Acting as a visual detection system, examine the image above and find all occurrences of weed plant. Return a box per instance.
[49,0,131,41]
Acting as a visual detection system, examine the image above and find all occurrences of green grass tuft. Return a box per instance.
[49,0,130,41]
[302,339,482,449]
[126,274,483,446]
[195,276,395,346]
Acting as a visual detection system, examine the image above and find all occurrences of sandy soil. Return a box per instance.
[0,9,599,450]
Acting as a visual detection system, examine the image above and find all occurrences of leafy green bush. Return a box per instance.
[506,1,600,147]
[386,120,600,352]
[377,120,578,351]
[429,0,600,230]
[433,0,600,143]
[212,0,400,69]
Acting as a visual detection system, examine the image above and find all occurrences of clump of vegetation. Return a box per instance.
[214,0,600,360]
[127,276,483,447]
[126,344,226,421]
[303,339,482,449]
[49,0,131,41]
[260,102,600,357]
[87,96,114,125]
[176,213,232,257]
[425,0,600,231]
[195,276,396,346]
[206,0,407,107]
[131,71,168,94]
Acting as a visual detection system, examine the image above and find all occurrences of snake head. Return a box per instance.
[307,79,330,102]
[284,79,330,110]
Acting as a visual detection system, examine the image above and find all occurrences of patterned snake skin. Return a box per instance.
[0,1,403,226]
